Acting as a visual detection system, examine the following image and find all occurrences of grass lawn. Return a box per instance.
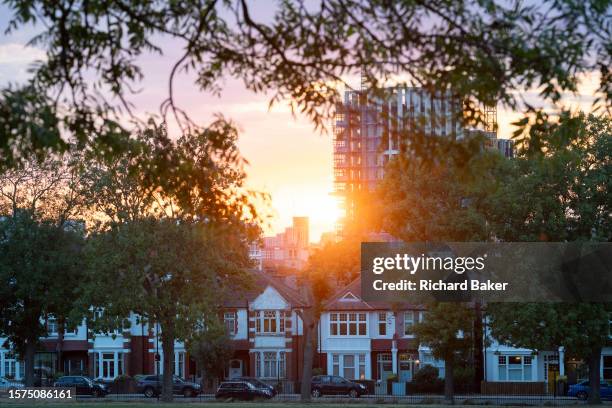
[0,403,590,408]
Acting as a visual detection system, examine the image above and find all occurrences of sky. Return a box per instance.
[0,8,600,243]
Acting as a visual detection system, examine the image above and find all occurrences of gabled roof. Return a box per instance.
[224,270,307,308]
[324,276,425,311]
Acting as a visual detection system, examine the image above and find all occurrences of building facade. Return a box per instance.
[333,87,463,233]
[319,279,444,393]
[1,273,609,391]
[262,217,310,271]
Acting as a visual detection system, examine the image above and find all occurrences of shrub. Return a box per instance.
[413,365,439,384]
[311,367,324,376]
[410,365,444,394]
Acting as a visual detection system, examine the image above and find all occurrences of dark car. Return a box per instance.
[136,375,201,398]
[54,376,108,397]
[568,381,612,400]
[215,381,273,400]
[234,376,277,396]
[311,375,366,398]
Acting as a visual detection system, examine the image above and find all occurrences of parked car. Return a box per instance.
[568,380,612,400]
[53,376,108,397]
[215,381,273,400]
[136,375,201,398]
[234,376,277,396]
[0,377,24,394]
[311,375,367,398]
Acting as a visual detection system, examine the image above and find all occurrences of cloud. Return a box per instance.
[0,43,45,85]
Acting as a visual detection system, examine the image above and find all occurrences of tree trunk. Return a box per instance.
[57,318,65,374]
[24,339,36,387]
[587,346,602,405]
[444,356,455,404]
[300,308,316,402]
[160,322,175,402]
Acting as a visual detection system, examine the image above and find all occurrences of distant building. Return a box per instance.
[333,86,463,234]
[262,217,310,271]
[333,84,511,234]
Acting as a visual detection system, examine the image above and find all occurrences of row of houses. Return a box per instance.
[1,272,611,390]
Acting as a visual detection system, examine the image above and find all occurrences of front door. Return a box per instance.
[228,359,242,379]
[399,353,416,382]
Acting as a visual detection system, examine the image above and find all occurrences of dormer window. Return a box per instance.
[47,317,58,336]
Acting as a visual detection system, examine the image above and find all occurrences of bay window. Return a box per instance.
[92,351,126,380]
[331,353,367,380]
[256,310,284,334]
[255,351,286,379]
[498,355,532,381]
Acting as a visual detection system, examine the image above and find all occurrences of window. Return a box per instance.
[378,312,387,336]
[404,311,414,336]
[224,312,237,336]
[256,311,284,334]
[279,352,286,378]
[332,353,366,380]
[47,317,58,335]
[102,353,115,379]
[118,354,124,377]
[330,313,367,336]
[332,354,340,376]
[255,351,285,379]
[3,352,22,379]
[359,354,366,379]
[498,355,532,381]
[175,352,185,378]
[264,352,277,378]
[603,356,612,381]
[343,355,354,379]
[92,352,98,378]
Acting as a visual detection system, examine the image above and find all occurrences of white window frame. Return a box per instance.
[330,353,366,380]
[1,352,23,380]
[404,311,424,337]
[47,317,58,336]
[255,351,286,379]
[404,311,414,336]
[498,355,533,382]
[329,313,367,337]
[378,312,387,336]
[174,351,185,378]
[93,351,125,380]
[224,312,237,336]
[256,310,284,335]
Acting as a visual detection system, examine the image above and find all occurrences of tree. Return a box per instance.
[376,134,519,401]
[487,303,611,404]
[413,304,475,404]
[1,1,609,166]
[298,236,364,401]
[0,211,84,386]
[485,113,611,404]
[188,317,234,385]
[0,152,88,384]
[83,121,260,401]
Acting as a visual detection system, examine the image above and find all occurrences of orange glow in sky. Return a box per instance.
[0,36,600,243]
